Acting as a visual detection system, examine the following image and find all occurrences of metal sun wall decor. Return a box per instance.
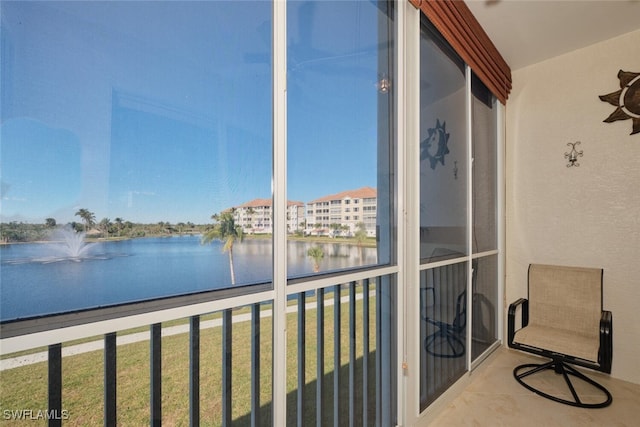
[599,70,640,135]
[565,141,583,167]
[421,119,450,169]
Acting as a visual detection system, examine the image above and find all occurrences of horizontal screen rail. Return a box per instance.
[1,286,273,354]
[1,266,396,354]
[286,264,399,295]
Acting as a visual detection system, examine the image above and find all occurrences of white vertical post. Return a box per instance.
[272,0,287,425]
[395,0,407,424]
[465,65,474,372]
[376,2,399,424]
[402,1,421,425]
[497,101,506,345]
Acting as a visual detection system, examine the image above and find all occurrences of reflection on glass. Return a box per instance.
[419,18,468,262]
[286,0,394,277]
[472,73,498,253]
[419,261,468,410]
[471,255,499,360]
[0,1,272,320]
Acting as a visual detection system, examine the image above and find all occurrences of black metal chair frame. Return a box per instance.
[508,266,613,409]
[421,259,489,359]
[423,287,466,358]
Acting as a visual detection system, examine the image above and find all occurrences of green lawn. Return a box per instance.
[0,290,377,426]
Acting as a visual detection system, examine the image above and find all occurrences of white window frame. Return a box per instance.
[399,2,505,425]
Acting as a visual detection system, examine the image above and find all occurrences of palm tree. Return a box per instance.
[307,246,325,273]
[355,222,368,263]
[201,211,244,285]
[99,218,111,238]
[75,208,95,232]
[354,222,368,246]
[114,218,124,236]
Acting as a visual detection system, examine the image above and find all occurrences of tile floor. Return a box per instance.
[429,347,640,426]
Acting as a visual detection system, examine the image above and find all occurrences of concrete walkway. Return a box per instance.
[1,292,365,371]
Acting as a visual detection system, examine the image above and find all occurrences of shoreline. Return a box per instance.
[1,233,377,248]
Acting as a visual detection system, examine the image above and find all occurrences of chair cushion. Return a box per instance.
[514,324,599,362]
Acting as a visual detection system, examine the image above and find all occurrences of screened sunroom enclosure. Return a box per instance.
[0,1,505,426]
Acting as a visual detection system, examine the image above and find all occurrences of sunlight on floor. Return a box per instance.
[429,347,640,426]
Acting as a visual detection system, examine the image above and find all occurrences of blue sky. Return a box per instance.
[1,1,381,225]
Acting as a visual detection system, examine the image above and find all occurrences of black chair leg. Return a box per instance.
[424,323,465,359]
[514,360,612,408]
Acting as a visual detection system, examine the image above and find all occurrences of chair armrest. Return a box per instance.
[599,310,613,373]
[508,298,528,348]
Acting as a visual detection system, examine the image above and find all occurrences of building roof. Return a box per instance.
[232,189,375,210]
[308,186,377,204]
[235,198,304,209]
[237,198,272,208]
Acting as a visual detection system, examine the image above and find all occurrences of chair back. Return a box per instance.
[528,264,602,339]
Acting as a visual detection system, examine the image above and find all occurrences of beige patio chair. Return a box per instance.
[508,264,613,408]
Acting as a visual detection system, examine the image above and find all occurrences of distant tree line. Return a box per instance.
[1,210,209,244]
[0,222,53,243]
[1,208,374,245]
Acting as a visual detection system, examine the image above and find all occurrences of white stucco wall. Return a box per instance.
[506,29,640,384]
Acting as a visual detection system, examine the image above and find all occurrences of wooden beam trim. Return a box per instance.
[409,0,512,103]
[443,2,510,98]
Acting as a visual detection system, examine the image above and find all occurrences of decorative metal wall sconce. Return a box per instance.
[565,141,583,167]
[377,74,391,93]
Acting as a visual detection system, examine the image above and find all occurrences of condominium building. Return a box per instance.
[305,186,377,237]
[233,198,305,234]
[230,188,376,237]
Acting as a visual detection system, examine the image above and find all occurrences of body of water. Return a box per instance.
[0,235,377,321]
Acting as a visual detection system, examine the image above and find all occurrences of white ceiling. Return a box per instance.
[465,0,640,71]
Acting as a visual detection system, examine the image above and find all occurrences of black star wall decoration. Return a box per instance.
[421,119,450,169]
[599,70,640,135]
